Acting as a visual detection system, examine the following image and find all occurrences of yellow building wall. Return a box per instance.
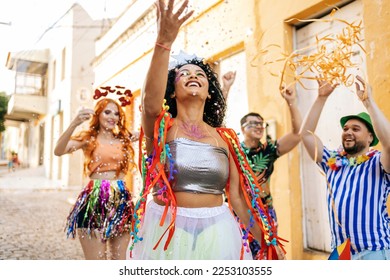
[362,0,390,119]
[362,0,390,241]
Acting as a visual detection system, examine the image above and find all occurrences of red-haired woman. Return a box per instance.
[54,98,136,259]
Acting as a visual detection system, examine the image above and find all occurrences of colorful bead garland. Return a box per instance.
[327,147,377,171]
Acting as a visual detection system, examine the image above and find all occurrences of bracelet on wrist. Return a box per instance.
[155,42,171,51]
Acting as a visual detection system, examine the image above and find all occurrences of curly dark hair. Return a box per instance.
[165,58,226,127]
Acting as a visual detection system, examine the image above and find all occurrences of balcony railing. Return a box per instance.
[5,50,49,122]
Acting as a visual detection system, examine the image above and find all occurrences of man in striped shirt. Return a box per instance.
[300,75,390,260]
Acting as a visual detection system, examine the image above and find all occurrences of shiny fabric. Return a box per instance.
[65,179,133,241]
[166,138,229,195]
[130,109,282,259]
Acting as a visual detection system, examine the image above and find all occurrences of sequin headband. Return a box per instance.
[93,86,133,107]
[168,50,206,69]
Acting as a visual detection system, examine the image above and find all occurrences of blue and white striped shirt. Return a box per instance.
[319,147,390,255]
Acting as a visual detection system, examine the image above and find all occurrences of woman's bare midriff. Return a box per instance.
[153,192,224,208]
[89,171,126,180]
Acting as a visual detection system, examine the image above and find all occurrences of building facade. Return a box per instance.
[5,4,105,188]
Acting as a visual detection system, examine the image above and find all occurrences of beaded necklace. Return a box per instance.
[327,147,377,171]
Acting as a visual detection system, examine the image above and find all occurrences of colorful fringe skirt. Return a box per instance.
[65,179,133,241]
[129,200,253,260]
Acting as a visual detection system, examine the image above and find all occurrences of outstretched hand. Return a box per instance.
[73,108,94,126]
[355,75,371,102]
[317,78,338,98]
[155,0,194,44]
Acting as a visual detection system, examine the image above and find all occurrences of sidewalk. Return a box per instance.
[0,165,84,259]
[0,165,65,190]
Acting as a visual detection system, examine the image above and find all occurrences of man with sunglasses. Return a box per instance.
[238,86,302,259]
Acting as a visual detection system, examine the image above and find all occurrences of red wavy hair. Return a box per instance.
[72,98,135,177]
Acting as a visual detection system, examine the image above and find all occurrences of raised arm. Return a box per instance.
[355,75,390,172]
[221,71,236,100]
[54,108,94,156]
[300,80,337,163]
[276,86,302,156]
[142,0,193,142]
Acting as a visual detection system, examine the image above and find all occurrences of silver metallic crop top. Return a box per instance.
[166,138,229,195]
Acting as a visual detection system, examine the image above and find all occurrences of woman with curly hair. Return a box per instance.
[128,0,285,260]
[54,98,136,259]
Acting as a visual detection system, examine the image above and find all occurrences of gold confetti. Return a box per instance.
[254,8,366,92]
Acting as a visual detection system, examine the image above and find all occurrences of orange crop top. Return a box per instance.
[88,141,125,175]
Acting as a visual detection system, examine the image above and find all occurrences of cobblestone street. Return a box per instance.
[0,166,84,260]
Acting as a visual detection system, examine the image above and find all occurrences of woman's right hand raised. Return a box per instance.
[155,0,194,45]
[73,108,94,126]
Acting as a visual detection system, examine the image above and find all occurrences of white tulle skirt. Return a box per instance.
[129,200,253,260]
